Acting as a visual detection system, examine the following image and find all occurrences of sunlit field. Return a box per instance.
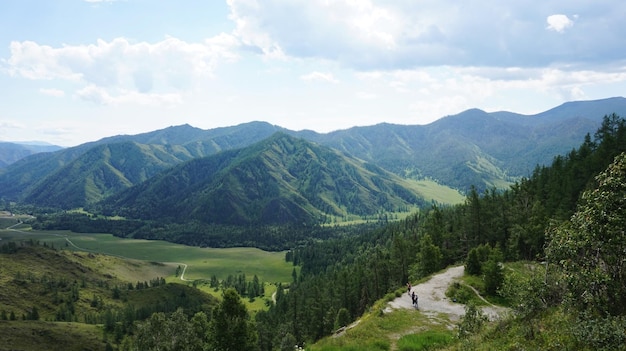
[0,228,294,284]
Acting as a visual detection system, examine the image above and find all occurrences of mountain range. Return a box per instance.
[0,142,62,168]
[95,133,437,225]
[1,97,625,225]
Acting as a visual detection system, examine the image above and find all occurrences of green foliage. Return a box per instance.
[482,259,503,296]
[446,282,476,305]
[571,312,626,351]
[133,309,209,351]
[413,234,442,279]
[547,152,626,317]
[334,308,351,330]
[498,264,561,318]
[482,246,504,296]
[456,302,487,339]
[210,288,257,351]
[280,333,298,351]
[465,248,481,275]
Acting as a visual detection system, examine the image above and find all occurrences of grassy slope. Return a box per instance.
[410,179,465,205]
[310,289,456,351]
[0,245,182,350]
[0,320,106,351]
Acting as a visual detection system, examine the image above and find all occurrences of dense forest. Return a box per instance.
[250,113,626,349]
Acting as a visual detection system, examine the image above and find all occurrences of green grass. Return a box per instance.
[411,179,465,205]
[397,330,454,351]
[309,304,455,351]
[0,320,108,351]
[0,228,294,284]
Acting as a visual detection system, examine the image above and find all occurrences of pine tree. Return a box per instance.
[210,288,257,351]
[465,248,481,275]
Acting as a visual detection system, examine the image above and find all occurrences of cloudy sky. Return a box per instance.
[1,0,625,146]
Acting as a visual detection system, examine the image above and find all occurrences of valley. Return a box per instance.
[0,222,294,293]
[0,102,626,350]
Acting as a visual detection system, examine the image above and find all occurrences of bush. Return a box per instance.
[446,282,475,304]
[457,302,487,339]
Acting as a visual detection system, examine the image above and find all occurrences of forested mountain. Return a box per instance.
[0,142,62,168]
[95,133,431,225]
[1,97,624,210]
[301,97,626,191]
[0,122,283,208]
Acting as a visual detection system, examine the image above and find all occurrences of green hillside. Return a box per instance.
[0,243,218,350]
[0,122,283,209]
[97,132,448,225]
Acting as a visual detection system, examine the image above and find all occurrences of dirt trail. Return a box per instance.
[385,265,507,322]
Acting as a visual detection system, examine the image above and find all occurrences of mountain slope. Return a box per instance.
[98,133,432,225]
[0,142,62,168]
[0,122,283,208]
[301,97,626,191]
[22,142,196,208]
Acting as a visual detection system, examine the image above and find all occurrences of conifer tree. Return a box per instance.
[210,288,257,351]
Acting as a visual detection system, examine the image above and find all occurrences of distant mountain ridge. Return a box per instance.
[298,98,626,190]
[0,97,625,212]
[0,141,62,168]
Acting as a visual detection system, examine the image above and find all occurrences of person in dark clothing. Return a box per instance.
[411,291,418,308]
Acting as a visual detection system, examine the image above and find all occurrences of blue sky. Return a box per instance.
[1,0,625,146]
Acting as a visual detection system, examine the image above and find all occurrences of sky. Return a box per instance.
[1,1,625,146]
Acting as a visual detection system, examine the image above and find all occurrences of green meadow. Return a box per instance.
[0,228,295,284]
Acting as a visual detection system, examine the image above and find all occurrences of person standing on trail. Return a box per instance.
[407,282,411,295]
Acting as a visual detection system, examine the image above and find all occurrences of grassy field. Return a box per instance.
[0,228,295,284]
[412,179,465,205]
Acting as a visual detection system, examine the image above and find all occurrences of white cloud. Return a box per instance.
[75,84,183,106]
[355,92,377,100]
[227,0,626,69]
[0,120,24,129]
[300,71,339,84]
[5,35,240,106]
[546,14,574,33]
[345,64,626,124]
[39,88,65,97]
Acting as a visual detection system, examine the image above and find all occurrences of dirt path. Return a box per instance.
[385,265,507,322]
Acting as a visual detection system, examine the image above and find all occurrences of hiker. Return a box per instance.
[407,282,411,295]
[412,292,418,308]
